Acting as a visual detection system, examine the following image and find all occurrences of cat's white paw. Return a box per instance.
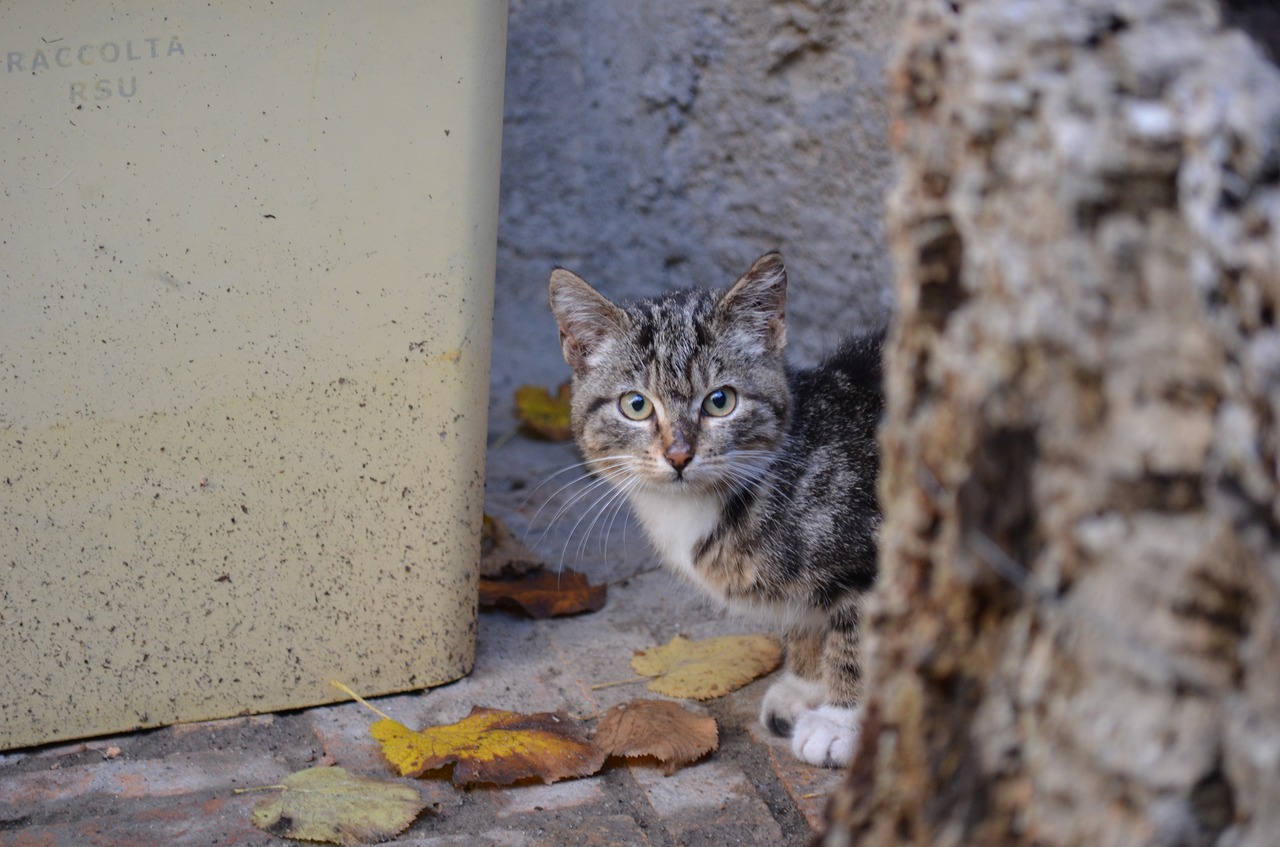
[791,704,860,768]
[760,671,826,737]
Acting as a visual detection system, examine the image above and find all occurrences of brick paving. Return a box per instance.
[0,439,840,846]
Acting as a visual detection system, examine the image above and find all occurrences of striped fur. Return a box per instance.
[549,252,883,767]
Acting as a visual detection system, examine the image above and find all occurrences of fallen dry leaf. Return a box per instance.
[514,382,573,441]
[594,699,718,775]
[371,706,607,786]
[480,513,543,578]
[631,634,782,700]
[250,766,425,845]
[478,568,607,618]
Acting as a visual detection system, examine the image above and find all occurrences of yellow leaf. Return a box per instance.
[631,634,782,700]
[514,382,573,441]
[249,766,425,846]
[371,706,607,786]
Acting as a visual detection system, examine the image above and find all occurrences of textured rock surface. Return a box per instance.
[490,0,897,417]
[825,1,1280,846]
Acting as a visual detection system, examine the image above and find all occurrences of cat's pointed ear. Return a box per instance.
[720,251,788,353]
[549,268,627,373]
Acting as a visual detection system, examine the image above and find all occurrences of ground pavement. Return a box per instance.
[0,438,842,846]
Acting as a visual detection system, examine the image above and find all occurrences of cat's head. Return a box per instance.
[548,252,793,492]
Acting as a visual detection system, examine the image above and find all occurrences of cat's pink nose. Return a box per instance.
[665,442,693,471]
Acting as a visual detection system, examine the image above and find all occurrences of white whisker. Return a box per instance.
[575,477,637,563]
[522,455,638,538]
[600,477,639,556]
[518,454,637,506]
[559,470,640,571]
[530,470,631,552]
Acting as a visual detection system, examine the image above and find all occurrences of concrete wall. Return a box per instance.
[489,0,898,420]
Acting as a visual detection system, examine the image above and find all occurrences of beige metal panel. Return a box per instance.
[0,1,507,749]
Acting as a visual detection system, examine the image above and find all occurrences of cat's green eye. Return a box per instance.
[702,386,737,417]
[619,391,654,421]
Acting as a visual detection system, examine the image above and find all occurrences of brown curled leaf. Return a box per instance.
[480,513,543,578]
[478,568,607,618]
[595,699,718,775]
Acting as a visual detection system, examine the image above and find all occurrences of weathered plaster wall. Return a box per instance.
[489,0,898,419]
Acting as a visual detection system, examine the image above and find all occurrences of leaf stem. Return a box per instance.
[330,679,395,721]
[589,676,647,691]
[233,784,287,794]
[491,425,520,451]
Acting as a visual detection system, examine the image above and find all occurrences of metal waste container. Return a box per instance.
[1,0,506,749]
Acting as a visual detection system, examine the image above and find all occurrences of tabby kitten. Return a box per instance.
[549,252,882,768]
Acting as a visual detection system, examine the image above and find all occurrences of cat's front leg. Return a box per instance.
[760,628,825,737]
[791,704,861,768]
[761,628,859,767]
[761,670,826,737]
[789,600,864,768]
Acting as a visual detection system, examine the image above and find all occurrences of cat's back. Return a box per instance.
[751,330,884,592]
[787,330,884,445]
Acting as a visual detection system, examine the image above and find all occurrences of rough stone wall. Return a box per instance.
[827,1,1280,846]
[490,0,897,416]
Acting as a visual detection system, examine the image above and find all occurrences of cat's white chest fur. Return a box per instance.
[625,486,719,583]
